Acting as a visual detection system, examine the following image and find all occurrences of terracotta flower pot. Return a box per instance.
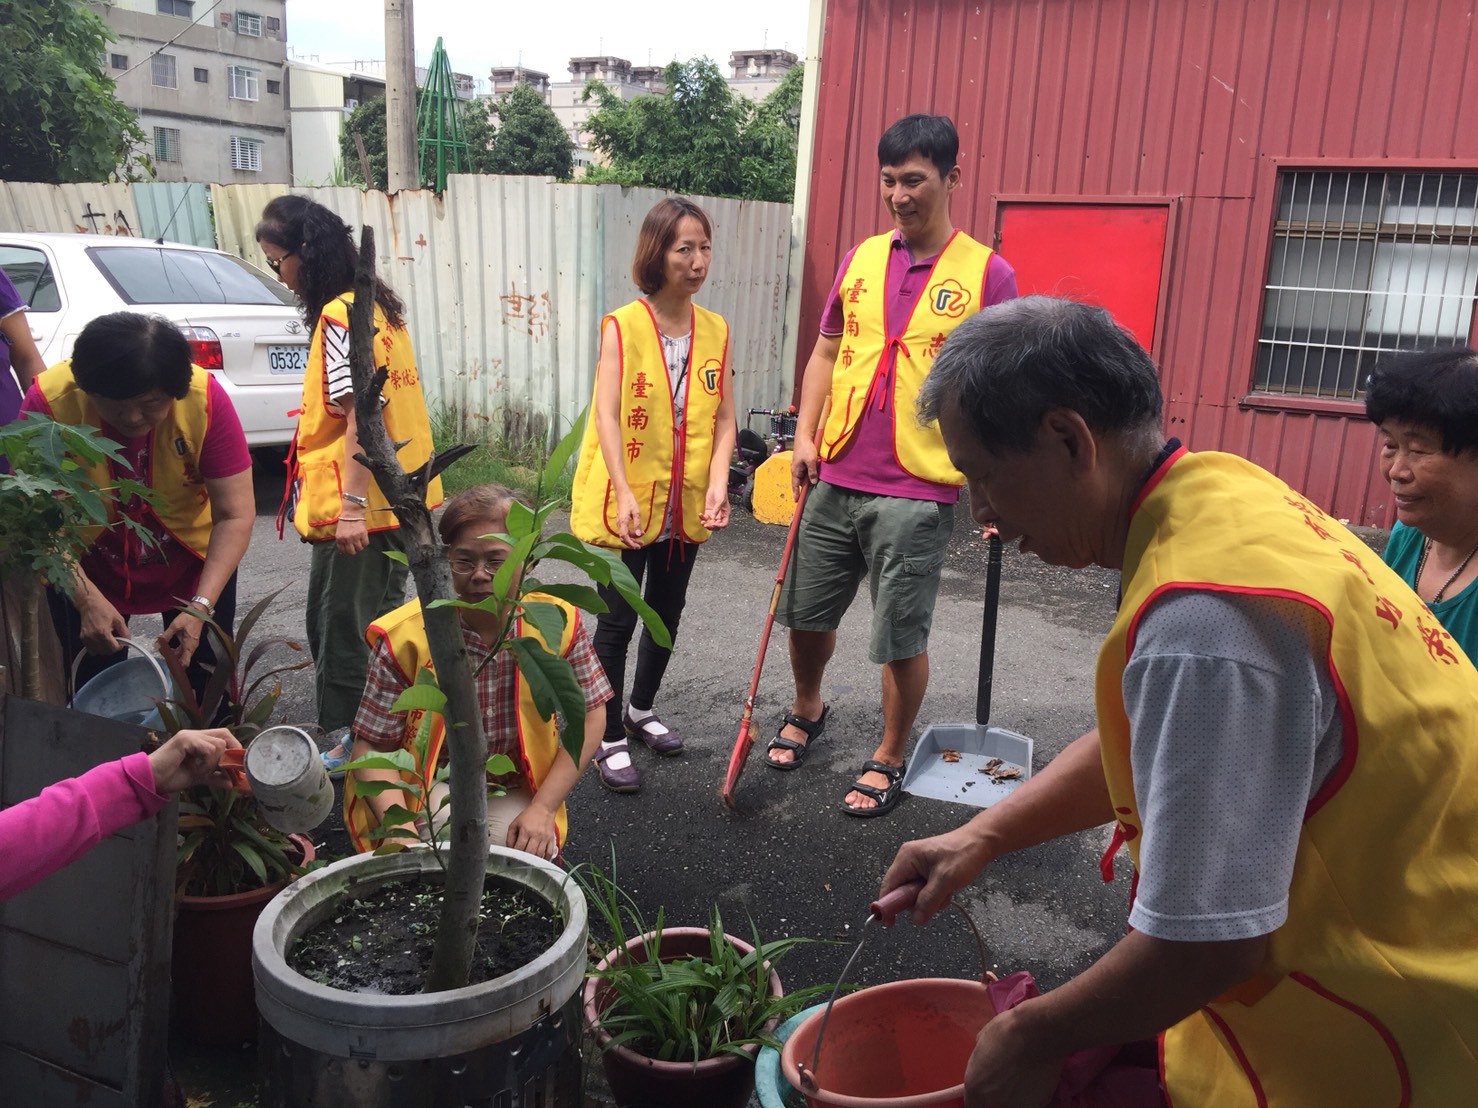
[583,925,784,1108]
[172,834,314,1044]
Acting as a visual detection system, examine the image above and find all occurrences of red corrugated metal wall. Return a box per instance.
[800,0,1478,525]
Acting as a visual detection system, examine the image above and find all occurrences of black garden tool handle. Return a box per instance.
[976,531,1002,727]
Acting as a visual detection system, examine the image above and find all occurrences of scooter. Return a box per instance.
[728,406,797,508]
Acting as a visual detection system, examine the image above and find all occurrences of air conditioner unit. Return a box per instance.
[344,98,359,111]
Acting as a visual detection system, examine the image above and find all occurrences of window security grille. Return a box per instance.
[236,11,262,36]
[154,127,181,163]
[151,54,178,89]
[231,136,262,172]
[1256,170,1478,399]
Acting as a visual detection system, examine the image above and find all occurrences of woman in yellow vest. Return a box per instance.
[569,198,737,793]
[344,485,612,859]
[21,312,255,704]
[255,196,442,770]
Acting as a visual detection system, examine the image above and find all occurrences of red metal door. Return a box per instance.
[996,203,1170,351]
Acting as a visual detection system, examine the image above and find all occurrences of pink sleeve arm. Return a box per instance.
[0,752,167,900]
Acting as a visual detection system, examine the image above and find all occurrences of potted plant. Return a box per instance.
[251,226,670,1106]
[575,859,831,1108]
[155,585,316,1045]
[0,413,155,703]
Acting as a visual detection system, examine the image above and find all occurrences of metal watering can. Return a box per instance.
[218,726,334,836]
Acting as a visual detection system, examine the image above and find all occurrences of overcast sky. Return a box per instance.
[284,0,810,91]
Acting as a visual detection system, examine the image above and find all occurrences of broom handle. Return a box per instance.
[976,531,1002,727]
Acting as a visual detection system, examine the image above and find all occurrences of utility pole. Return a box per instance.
[385,0,417,191]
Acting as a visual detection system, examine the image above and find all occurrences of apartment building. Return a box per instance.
[94,0,290,182]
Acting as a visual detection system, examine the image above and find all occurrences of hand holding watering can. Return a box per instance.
[184,725,335,835]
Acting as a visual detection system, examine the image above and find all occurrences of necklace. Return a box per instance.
[1414,536,1478,603]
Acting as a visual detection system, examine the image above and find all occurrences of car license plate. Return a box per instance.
[267,344,307,375]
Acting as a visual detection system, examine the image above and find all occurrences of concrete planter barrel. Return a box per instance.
[252,847,587,1107]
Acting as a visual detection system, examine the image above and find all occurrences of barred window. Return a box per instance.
[265,15,281,35]
[154,127,181,163]
[230,136,263,172]
[236,11,262,36]
[1256,170,1478,399]
[151,54,178,89]
[156,0,194,16]
[228,65,260,101]
[194,67,209,83]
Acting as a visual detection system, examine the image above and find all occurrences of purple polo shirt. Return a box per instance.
[818,232,1017,502]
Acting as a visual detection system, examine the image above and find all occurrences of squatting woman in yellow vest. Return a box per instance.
[881,297,1478,1106]
[21,312,255,707]
[256,196,442,768]
[569,198,737,794]
[344,485,612,860]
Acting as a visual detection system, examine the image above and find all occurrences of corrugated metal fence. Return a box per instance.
[0,177,794,444]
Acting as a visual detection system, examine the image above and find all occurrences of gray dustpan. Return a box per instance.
[903,533,1034,808]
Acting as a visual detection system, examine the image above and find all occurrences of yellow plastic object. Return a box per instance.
[750,451,797,525]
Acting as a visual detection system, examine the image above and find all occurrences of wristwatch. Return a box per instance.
[341,492,369,507]
[188,594,215,617]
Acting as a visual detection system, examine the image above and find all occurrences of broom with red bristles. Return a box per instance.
[720,448,817,809]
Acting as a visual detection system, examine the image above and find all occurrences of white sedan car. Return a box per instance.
[0,233,308,448]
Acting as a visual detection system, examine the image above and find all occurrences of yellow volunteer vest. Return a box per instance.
[288,292,442,541]
[343,595,579,853]
[569,299,728,546]
[36,360,214,558]
[819,230,994,486]
[1096,450,1478,1106]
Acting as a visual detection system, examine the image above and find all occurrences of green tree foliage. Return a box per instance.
[343,84,575,188]
[484,84,575,179]
[340,95,391,189]
[0,0,149,182]
[581,59,804,203]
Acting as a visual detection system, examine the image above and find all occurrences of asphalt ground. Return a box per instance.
[173,451,1380,1103]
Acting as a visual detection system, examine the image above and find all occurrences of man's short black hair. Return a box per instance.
[70,312,193,400]
[1365,347,1478,454]
[920,296,1163,455]
[878,114,959,178]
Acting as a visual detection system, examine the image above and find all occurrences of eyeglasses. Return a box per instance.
[450,554,507,576]
[266,250,295,274]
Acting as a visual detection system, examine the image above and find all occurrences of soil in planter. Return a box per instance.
[288,875,559,994]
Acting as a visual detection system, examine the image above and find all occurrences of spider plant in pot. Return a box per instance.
[249,225,673,1107]
[153,583,316,1044]
[576,858,834,1108]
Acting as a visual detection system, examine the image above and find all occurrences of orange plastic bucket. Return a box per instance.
[779,976,997,1107]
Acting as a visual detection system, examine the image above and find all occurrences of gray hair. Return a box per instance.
[918,296,1163,454]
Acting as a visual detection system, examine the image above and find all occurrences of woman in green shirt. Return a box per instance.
[1366,347,1478,660]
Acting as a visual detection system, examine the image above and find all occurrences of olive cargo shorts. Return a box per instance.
[776,481,954,664]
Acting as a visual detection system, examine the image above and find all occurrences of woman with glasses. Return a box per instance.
[343,485,612,859]
[568,197,737,793]
[255,196,442,770]
[20,312,254,704]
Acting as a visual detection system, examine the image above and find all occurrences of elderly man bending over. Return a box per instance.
[882,296,1478,1107]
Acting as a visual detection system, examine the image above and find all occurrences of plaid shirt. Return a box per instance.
[353,615,612,780]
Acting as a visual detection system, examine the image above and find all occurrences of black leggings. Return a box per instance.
[592,541,699,742]
[50,571,240,714]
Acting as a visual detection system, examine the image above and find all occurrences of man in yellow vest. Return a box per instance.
[765,114,1018,818]
[881,296,1478,1106]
